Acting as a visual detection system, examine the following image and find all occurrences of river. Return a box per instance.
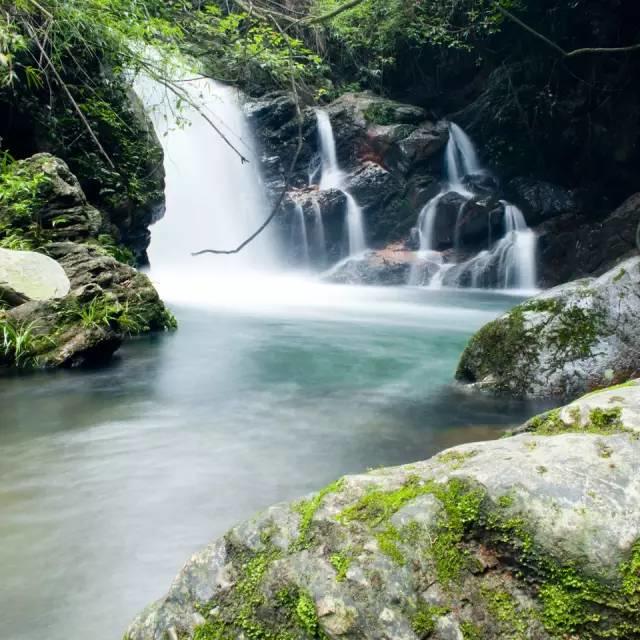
[0,283,552,640]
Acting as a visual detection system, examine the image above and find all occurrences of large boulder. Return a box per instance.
[0,243,175,369]
[126,382,640,640]
[0,247,70,300]
[456,257,640,398]
[505,177,579,227]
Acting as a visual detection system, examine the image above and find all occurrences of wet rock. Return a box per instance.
[506,177,578,226]
[322,247,414,286]
[126,382,640,640]
[456,257,640,397]
[537,192,640,287]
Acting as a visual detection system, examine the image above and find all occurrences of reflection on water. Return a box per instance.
[0,286,554,640]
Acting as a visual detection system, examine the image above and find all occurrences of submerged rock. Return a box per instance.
[125,382,640,640]
[322,247,415,286]
[456,257,640,398]
[0,247,70,300]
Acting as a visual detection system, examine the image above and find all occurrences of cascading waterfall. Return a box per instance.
[134,73,279,300]
[315,110,367,257]
[410,122,538,291]
[292,203,310,268]
[311,201,328,266]
[445,123,482,193]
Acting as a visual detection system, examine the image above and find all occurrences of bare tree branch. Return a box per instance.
[495,4,640,58]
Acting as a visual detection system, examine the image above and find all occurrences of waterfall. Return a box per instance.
[292,203,310,268]
[445,123,482,192]
[409,123,538,291]
[316,110,343,190]
[134,74,278,292]
[311,201,327,266]
[315,110,367,257]
[500,203,538,289]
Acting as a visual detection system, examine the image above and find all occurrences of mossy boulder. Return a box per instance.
[1,243,175,369]
[125,382,640,640]
[456,257,640,398]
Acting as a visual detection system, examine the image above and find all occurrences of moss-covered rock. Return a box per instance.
[1,243,175,369]
[126,383,640,640]
[456,257,640,398]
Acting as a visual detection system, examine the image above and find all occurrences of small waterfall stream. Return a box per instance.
[315,110,367,257]
[410,122,538,291]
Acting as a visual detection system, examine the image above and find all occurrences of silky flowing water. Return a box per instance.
[0,285,555,640]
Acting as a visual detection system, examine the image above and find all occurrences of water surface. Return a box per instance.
[0,284,551,640]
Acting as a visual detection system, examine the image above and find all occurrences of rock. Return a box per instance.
[537,192,640,287]
[0,247,70,300]
[456,257,640,398]
[0,243,175,369]
[322,247,414,286]
[0,154,103,244]
[125,382,640,640]
[0,282,29,308]
[505,177,578,226]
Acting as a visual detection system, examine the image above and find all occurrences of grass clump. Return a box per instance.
[0,317,52,367]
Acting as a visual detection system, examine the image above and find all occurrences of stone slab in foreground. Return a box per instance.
[126,380,640,640]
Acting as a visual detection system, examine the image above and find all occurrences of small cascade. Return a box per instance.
[409,123,538,291]
[445,123,482,194]
[292,203,310,268]
[311,201,328,266]
[315,110,367,257]
[500,203,538,289]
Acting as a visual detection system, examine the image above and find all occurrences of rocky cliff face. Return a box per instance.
[0,155,175,369]
[126,381,640,640]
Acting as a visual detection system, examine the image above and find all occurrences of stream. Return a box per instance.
[0,283,553,640]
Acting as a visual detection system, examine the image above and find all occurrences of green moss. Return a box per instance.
[456,306,538,394]
[295,591,319,636]
[522,298,562,313]
[376,525,406,565]
[481,587,530,639]
[411,604,449,637]
[363,102,396,125]
[580,381,637,399]
[438,450,477,470]
[613,269,627,283]
[549,304,605,360]
[329,552,352,582]
[292,478,344,550]
[527,406,634,437]
[460,620,482,640]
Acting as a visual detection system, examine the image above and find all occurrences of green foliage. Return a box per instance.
[310,0,520,85]
[0,316,51,367]
[527,406,634,437]
[0,154,50,249]
[61,295,121,330]
[94,234,137,266]
[192,5,328,93]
